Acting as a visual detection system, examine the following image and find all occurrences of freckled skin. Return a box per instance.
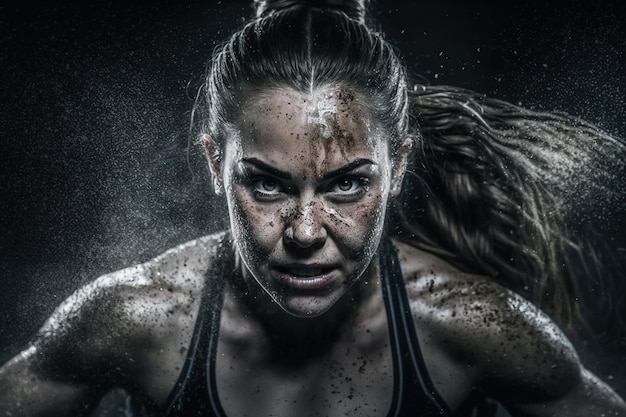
[0,89,625,416]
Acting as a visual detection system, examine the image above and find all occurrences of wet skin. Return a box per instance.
[207,86,408,415]
[0,87,625,416]
[211,86,406,320]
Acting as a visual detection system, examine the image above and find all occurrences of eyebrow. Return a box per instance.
[239,157,376,181]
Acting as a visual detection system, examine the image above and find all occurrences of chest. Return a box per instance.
[214,313,395,417]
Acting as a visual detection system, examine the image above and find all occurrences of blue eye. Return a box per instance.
[250,178,286,201]
[328,177,369,200]
[257,179,281,193]
[333,178,359,193]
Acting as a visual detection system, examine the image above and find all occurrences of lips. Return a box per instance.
[278,266,327,277]
[271,264,337,290]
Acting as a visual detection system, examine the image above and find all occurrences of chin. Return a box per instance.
[275,293,343,318]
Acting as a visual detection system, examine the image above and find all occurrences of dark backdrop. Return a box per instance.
[1,0,625,407]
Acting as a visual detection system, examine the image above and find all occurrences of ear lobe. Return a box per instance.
[202,134,223,194]
[390,137,413,197]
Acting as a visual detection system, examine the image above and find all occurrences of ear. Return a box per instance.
[202,134,223,194]
[390,137,413,197]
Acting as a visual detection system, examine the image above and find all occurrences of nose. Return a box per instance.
[283,200,327,250]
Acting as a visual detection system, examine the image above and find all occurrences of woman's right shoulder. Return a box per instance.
[31,232,231,385]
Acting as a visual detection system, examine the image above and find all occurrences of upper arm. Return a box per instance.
[0,236,217,415]
[0,265,151,416]
[411,273,581,404]
[420,276,626,414]
[0,346,103,417]
[465,290,581,403]
[512,368,626,417]
[0,237,216,417]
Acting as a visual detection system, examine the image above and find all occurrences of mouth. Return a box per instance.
[271,264,337,290]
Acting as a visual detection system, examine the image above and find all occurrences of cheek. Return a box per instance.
[326,192,387,259]
[228,188,285,256]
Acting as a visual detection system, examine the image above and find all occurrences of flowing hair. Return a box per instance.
[194,0,626,335]
[393,85,626,334]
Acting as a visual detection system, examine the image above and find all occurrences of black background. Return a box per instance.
[1,0,625,410]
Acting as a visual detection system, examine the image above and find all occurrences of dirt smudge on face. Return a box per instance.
[305,87,376,177]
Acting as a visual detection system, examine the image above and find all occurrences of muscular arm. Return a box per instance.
[513,368,626,417]
[471,291,625,416]
[404,257,626,416]
[0,235,216,416]
[452,284,626,416]
[0,346,103,417]
[0,264,150,416]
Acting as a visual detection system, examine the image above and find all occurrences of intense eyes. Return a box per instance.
[254,178,282,194]
[329,178,363,194]
[248,176,369,202]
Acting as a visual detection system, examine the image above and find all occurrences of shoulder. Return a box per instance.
[392,239,582,404]
[32,232,229,386]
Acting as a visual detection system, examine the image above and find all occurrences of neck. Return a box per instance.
[226,257,382,363]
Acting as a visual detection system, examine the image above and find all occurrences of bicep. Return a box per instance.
[427,279,582,404]
[511,368,626,417]
[462,290,581,402]
[0,346,103,417]
[0,271,147,416]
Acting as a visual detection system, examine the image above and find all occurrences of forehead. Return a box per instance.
[232,86,385,169]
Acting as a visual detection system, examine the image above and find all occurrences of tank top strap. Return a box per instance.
[158,232,234,417]
[157,235,452,417]
[378,238,452,417]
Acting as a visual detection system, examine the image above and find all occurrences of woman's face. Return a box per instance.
[211,86,407,317]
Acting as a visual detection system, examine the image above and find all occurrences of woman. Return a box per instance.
[0,0,624,416]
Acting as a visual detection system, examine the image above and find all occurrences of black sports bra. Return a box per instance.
[142,237,452,416]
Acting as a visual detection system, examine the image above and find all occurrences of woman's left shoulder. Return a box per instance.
[392,239,582,403]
